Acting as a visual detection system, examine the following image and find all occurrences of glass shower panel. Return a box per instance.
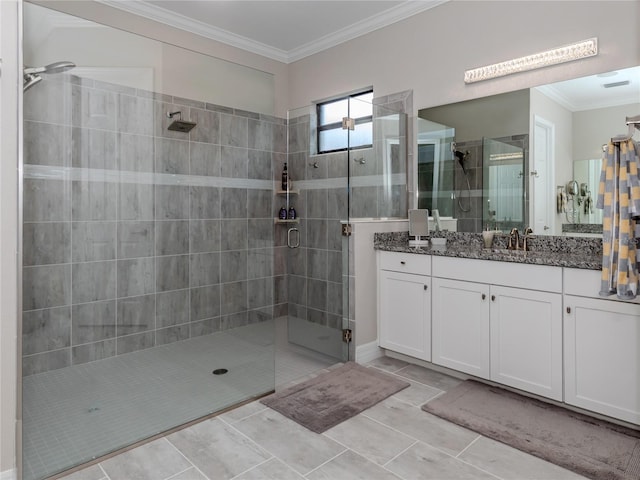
[483,137,526,231]
[21,4,276,480]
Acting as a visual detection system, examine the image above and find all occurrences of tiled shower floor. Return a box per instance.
[22,317,337,480]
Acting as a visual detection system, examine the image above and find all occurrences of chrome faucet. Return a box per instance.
[508,228,519,250]
[522,227,533,251]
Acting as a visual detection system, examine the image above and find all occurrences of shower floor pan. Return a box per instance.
[22,322,276,480]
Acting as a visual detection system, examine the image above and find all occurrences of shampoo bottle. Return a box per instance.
[281,163,288,191]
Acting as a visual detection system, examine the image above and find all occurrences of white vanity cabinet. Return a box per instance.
[378,251,431,361]
[563,269,640,425]
[431,257,563,401]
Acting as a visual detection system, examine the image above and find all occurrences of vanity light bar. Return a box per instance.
[464,38,598,84]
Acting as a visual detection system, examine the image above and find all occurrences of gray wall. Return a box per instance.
[22,74,285,375]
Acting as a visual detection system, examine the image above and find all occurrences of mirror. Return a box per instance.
[418,66,640,235]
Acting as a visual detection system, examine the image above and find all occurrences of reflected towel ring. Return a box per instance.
[309,162,319,168]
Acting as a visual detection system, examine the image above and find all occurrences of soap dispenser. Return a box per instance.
[288,206,297,220]
[279,206,287,220]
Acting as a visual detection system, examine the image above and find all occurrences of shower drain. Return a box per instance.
[212,368,228,375]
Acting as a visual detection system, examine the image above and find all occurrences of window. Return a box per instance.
[316,90,373,154]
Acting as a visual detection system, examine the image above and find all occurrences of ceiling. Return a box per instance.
[98,0,446,63]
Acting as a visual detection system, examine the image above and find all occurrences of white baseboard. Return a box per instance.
[0,468,16,480]
[355,341,384,364]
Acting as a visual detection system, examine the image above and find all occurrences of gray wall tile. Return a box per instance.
[247,278,273,310]
[307,249,327,280]
[119,183,154,221]
[155,137,190,175]
[221,280,247,315]
[156,325,189,346]
[190,186,220,219]
[248,150,272,180]
[117,258,155,298]
[72,261,116,304]
[189,108,219,144]
[221,251,247,283]
[72,300,116,344]
[23,349,70,376]
[155,185,190,219]
[156,255,189,292]
[247,248,273,279]
[221,146,248,178]
[156,220,189,256]
[118,133,154,172]
[22,306,71,355]
[220,188,247,219]
[118,221,154,259]
[190,285,220,321]
[23,179,70,222]
[72,85,117,130]
[190,143,221,177]
[72,339,116,365]
[157,289,189,328]
[190,220,220,253]
[118,94,154,136]
[221,220,248,251]
[72,127,118,170]
[72,179,118,221]
[248,119,273,151]
[23,264,71,311]
[190,252,220,287]
[23,222,70,266]
[117,331,154,355]
[24,121,70,167]
[220,113,248,148]
[72,222,116,262]
[248,190,272,219]
[117,295,155,335]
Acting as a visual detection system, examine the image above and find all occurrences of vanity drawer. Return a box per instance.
[378,251,431,276]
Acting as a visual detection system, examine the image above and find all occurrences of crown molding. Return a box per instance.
[96,0,447,64]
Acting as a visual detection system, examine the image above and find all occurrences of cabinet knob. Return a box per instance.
[566,307,571,314]
[481,294,486,300]
[400,261,406,265]
[424,285,428,291]
[491,295,496,302]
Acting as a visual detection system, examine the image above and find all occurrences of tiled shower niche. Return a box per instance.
[22,74,286,376]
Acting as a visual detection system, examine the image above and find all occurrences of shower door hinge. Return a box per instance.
[342,117,355,131]
[342,329,353,343]
[342,224,352,236]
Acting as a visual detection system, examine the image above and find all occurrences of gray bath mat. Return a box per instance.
[261,362,409,433]
[422,380,640,480]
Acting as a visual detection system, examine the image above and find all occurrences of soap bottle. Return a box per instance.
[288,206,297,220]
[281,163,288,191]
[279,206,287,220]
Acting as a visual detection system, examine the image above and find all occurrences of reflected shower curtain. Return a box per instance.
[597,140,640,299]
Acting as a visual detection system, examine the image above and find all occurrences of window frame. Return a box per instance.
[316,89,373,154]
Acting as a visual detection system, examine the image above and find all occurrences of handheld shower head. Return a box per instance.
[454,150,470,175]
[23,61,75,92]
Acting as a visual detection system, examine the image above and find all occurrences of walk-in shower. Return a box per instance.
[23,61,75,91]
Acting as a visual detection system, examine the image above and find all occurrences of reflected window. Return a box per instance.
[316,90,373,153]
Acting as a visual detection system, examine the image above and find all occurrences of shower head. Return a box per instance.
[24,61,76,76]
[23,61,75,92]
[167,111,197,133]
[454,150,470,175]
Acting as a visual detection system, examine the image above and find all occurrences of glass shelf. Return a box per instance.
[274,218,300,224]
[276,189,299,195]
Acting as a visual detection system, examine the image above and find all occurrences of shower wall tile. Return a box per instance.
[190,220,221,253]
[23,264,71,311]
[248,119,273,152]
[157,289,190,328]
[288,275,306,305]
[221,219,248,251]
[327,251,342,284]
[23,349,70,376]
[189,108,220,144]
[327,282,342,316]
[274,275,287,304]
[221,281,247,315]
[190,285,221,321]
[289,247,306,277]
[23,179,70,222]
[190,186,220,219]
[247,219,273,249]
[248,190,272,219]
[24,121,70,167]
[307,249,327,280]
[23,76,72,125]
[155,185,190,220]
[119,183,154,221]
[220,114,248,148]
[307,279,327,311]
[307,189,328,219]
[117,258,155,298]
[155,138,190,175]
[72,339,116,365]
[72,85,117,130]
[156,324,190,346]
[190,252,221,287]
[72,179,118,221]
[247,278,273,310]
[23,222,70,266]
[156,220,189,256]
[220,188,248,219]
[72,300,116,344]
[72,222,116,262]
[118,221,154,259]
[119,133,154,172]
[22,306,71,355]
[190,317,221,337]
[118,94,154,136]
[247,248,273,279]
[190,143,221,177]
[221,311,248,329]
[221,146,248,178]
[117,331,154,355]
[220,250,247,283]
[248,150,272,180]
[156,255,189,292]
[306,220,328,249]
[307,308,326,326]
[72,261,116,304]
[72,127,118,170]
[117,295,155,335]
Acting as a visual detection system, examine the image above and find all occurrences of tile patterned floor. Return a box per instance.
[59,356,588,480]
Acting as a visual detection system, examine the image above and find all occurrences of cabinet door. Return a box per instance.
[490,286,562,400]
[432,277,490,378]
[379,270,431,361]
[564,295,640,425]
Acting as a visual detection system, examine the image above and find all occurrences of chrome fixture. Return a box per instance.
[23,61,76,92]
[522,227,533,251]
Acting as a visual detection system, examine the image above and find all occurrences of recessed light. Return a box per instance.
[597,71,618,78]
[603,80,630,88]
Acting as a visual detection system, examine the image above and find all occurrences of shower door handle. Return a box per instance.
[287,228,300,249]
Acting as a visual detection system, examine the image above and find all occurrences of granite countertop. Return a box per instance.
[374,231,602,271]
